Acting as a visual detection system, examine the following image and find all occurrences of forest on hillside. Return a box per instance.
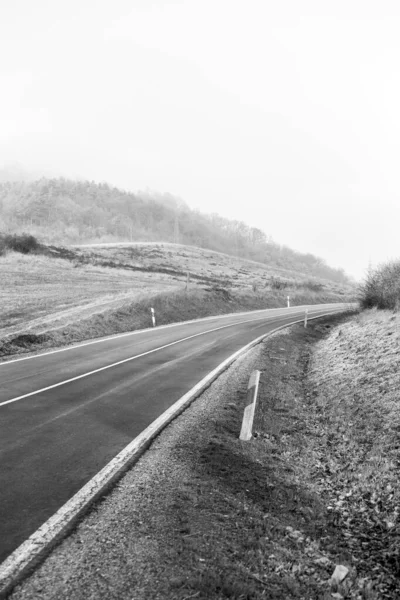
[0,177,350,284]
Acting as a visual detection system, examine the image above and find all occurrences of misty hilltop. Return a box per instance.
[0,177,351,285]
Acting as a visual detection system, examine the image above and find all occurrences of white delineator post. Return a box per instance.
[239,370,261,441]
[150,307,156,327]
[287,296,290,308]
[304,309,308,328]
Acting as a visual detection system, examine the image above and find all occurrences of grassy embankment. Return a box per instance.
[0,240,355,358]
[173,311,400,599]
[194,309,400,599]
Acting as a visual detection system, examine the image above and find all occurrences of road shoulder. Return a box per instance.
[10,313,395,600]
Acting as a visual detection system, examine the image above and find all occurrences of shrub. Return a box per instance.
[360,260,400,310]
[0,233,39,254]
[301,280,324,292]
[206,285,232,301]
[269,276,290,290]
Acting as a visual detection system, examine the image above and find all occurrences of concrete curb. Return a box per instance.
[0,309,344,598]
[239,370,261,441]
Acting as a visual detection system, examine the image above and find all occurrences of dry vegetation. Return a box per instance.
[75,242,343,292]
[0,241,354,358]
[233,309,400,598]
[302,309,400,597]
[360,260,400,310]
[0,251,179,337]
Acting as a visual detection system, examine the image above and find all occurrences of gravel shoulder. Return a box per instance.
[8,312,398,599]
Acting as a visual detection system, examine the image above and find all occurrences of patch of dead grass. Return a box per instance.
[0,243,354,359]
[75,242,354,298]
[0,251,180,338]
[300,309,400,596]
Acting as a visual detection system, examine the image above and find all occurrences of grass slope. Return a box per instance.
[302,309,400,596]
[0,242,355,358]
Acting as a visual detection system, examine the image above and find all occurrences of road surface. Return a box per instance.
[0,303,347,563]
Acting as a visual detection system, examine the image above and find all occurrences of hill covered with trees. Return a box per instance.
[0,177,351,285]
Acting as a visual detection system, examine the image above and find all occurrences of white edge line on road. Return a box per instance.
[0,309,345,599]
[0,315,275,406]
[0,308,343,407]
[0,303,350,367]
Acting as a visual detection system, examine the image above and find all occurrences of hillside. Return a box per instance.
[0,177,351,285]
[0,240,355,358]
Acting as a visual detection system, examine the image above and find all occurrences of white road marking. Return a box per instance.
[0,313,291,407]
[0,306,346,408]
[0,304,342,366]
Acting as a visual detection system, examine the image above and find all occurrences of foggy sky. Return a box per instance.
[2,0,400,280]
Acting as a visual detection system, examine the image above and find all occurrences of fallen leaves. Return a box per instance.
[304,309,400,597]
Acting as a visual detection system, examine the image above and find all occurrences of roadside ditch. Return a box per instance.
[8,311,399,600]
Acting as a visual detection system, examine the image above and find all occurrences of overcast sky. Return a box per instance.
[1,0,400,280]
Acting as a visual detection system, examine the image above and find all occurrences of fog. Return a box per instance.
[1,0,400,280]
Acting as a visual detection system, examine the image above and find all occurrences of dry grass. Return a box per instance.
[308,308,400,503]
[295,309,400,597]
[0,251,179,338]
[75,242,352,297]
[359,260,400,310]
[230,311,400,598]
[0,242,355,358]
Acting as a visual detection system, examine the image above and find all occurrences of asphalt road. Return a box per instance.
[0,303,347,563]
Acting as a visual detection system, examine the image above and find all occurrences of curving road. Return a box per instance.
[0,303,347,563]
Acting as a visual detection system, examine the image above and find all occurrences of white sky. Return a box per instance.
[1,0,400,280]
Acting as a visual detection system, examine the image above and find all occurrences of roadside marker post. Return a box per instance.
[304,309,308,328]
[287,296,290,308]
[239,370,261,441]
[150,307,156,327]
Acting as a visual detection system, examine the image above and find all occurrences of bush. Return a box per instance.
[301,280,324,292]
[360,260,400,310]
[0,233,39,255]
[269,276,290,290]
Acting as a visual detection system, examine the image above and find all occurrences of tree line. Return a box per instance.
[0,177,350,284]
